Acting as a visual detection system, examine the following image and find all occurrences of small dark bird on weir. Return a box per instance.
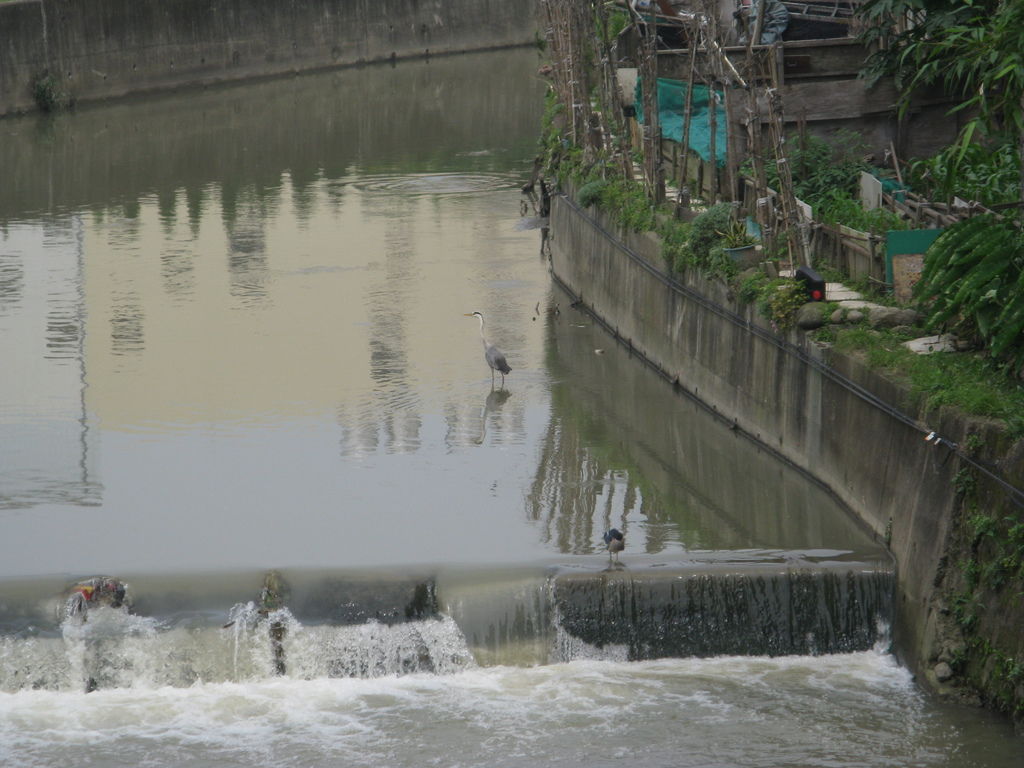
[603,528,625,562]
[465,311,511,387]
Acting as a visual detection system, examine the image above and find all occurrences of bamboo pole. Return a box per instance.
[677,29,698,207]
[592,1,634,181]
[723,82,739,204]
[708,77,719,202]
[637,11,664,203]
[706,0,721,203]
[745,83,775,254]
[739,45,774,253]
[764,73,807,269]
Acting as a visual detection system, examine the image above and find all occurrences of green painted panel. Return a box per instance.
[885,228,943,290]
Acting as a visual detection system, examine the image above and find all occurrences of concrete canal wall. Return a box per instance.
[549,193,1024,716]
[0,0,538,117]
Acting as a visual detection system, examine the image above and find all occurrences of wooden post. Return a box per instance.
[723,81,739,203]
[745,83,775,254]
[708,78,719,202]
[741,44,773,252]
[764,64,807,269]
[677,29,699,207]
[637,13,664,204]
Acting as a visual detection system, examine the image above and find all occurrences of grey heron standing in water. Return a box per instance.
[465,311,511,387]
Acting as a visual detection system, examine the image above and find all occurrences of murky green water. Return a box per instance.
[0,49,1020,767]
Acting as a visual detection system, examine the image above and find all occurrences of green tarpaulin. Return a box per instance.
[635,77,728,167]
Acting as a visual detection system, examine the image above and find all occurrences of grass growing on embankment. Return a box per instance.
[832,326,1024,437]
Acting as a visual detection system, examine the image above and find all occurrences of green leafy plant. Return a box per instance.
[741,131,910,234]
[756,279,806,330]
[737,273,808,328]
[705,245,740,279]
[745,131,873,205]
[577,179,608,208]
[913,214,1024,372]
[689,203,734,262]
[600,178,657,233]
[815,190,910,235]
[659,218,693,273]
[738,271,768,304]
[716,219,756,248]
[857,0,1024,216]
[907,138,1021,207]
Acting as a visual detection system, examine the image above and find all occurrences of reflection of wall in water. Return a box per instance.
[0,218,100,508]
[533,307,877,554]
[225,190,271,307]
[0,50,545,225]
[4,52,547,453]
[528,404,646,555]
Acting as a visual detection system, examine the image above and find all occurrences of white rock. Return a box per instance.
[838,300,886,311]
[904,335,957,355]
[826,284,862,301]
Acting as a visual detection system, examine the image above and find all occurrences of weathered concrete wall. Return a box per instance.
[548,193,1022,701]
[0,0,538,116]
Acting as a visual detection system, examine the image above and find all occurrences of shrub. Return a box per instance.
[757,279,806,329]
[738,273,806,329]
[659,218,693,273]
[577,179,608,208]
[745,131,872,205]
[688,203,733,263]
[815,190,909,235]
[907,137,1021,207]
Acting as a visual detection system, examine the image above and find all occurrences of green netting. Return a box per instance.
[635,77,728,167]
[877,174,909,202]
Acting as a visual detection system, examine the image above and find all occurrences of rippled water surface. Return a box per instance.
[0,50,880,576]
[2,651,1008,768]
[0,49,1020,767]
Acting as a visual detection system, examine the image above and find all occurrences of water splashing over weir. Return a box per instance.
[0,556,893,692]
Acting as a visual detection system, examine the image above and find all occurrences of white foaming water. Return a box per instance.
[4,650,1019,768]
[551,606,630,663]
[1,608,477,693]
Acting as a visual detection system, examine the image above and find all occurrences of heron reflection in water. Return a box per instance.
[465,311,511,388]
[475,387,512,445]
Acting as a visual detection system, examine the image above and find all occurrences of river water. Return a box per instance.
[0,48,1020,767]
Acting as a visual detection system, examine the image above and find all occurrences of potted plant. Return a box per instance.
[716,219,758,265]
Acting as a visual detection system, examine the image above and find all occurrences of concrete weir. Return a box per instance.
[551,564,893,659]
[0,0,539,117]
[0,561,893,690]
[546,192,997,679]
